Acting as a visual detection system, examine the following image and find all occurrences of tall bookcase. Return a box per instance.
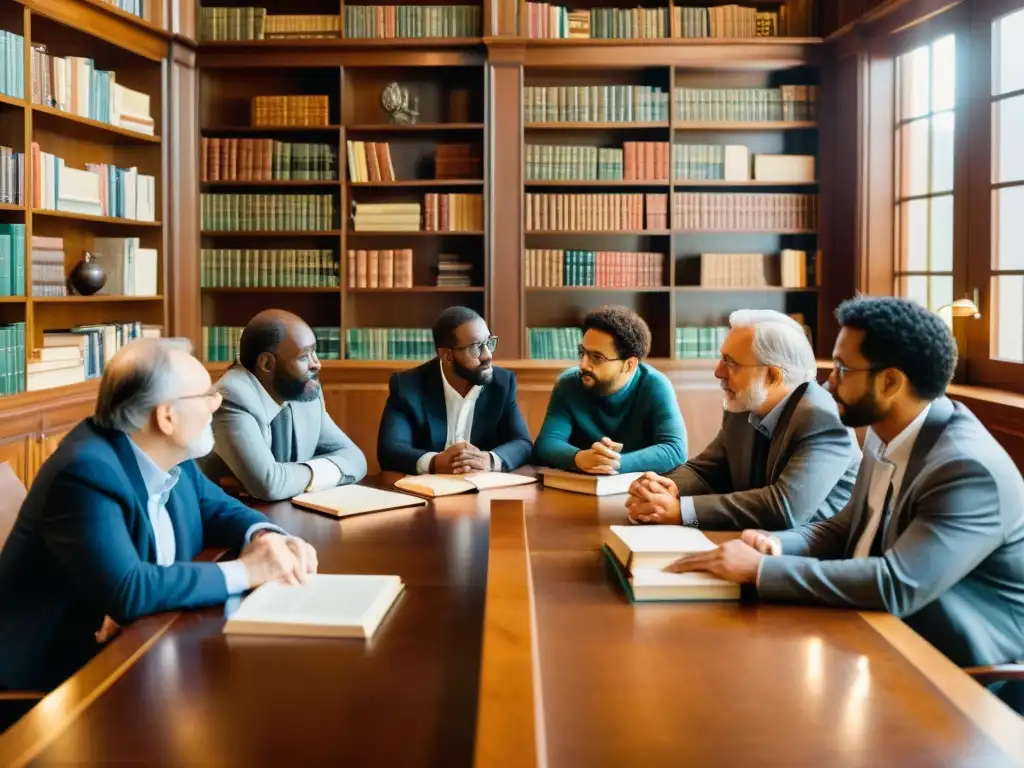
[196,0,826,364]
[0,0,168,397]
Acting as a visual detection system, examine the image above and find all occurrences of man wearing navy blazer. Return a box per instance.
[0,338,317,692]
[377,307,533,475]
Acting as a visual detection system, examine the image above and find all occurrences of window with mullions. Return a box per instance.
[991,7,1024,364]
[893,34,956,311]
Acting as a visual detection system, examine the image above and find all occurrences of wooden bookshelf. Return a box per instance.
[0,0,168,405]
[193,0,824,363]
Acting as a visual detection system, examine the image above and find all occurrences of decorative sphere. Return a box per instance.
[69,253,106,296]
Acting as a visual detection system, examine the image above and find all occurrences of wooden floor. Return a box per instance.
[1,474,1023,766]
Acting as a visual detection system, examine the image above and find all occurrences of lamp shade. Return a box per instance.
[938,297,981,319]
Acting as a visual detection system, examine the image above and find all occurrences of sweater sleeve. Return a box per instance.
[617,373,688,474]
[532,377,581,470]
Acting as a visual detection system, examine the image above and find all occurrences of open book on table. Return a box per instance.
[291,484,426,518]
[393,471,537,498]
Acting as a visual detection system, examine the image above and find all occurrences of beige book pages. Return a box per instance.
[394,471,537,498]
[291,484,426,518]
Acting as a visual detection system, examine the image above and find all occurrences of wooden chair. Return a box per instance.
[0,462,43,733]
[964,664,1024,715]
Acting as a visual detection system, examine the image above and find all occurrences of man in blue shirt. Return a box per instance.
[533,305,687,475]
[0,338,317,692]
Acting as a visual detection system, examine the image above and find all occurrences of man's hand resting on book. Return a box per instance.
[574,438,623,475]
[664,538,764,584]
[240,532,318,588]
[625,472,681,524]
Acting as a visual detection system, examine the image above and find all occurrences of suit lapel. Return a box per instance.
[102,425,158,559]
[470,378,497,446]
[425,360,447,449]
[766,382,809,479]
[883,397,955,544]
[293,400,317,461]
[165,476,193,561]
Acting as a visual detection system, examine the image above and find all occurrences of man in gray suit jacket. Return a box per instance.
[200,310,367,501]
[669,297,1024,708]
[626,310,860,530]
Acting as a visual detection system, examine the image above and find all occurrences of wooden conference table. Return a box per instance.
[2,475,1023,766]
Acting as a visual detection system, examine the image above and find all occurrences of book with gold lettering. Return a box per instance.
[393,471,536,498]
[603,525,740,602]
[224,573,404,639]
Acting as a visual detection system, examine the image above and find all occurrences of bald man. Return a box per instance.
[0,338,317,693]
[200,310,366,502]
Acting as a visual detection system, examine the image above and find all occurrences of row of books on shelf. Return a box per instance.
[527,327,583,361]
[526,143,667,182]
[200,193,334,232]
[96,0,146,20]
[201,249,339,288]
[27,323,162,392]
[346,141,481,183]
[199,9,341,41]
[200,139,337,182]
[0,146,24,205]
[525,192,666,231]
[345,328,435,361]
[0,225,25,297]
[699,250,809,289]
[0,323,24,395]
[343,6,481,38]
[31,48,154,136]
[672,192,817,231]
[525,249,664,288]
[676,5,780,38]
[203,326,341,363]
[0,31,25,100]
[30,236,64,297]
[672,146,815,183]
[31,145,157,221]
[676,315,811,358]
[525,4,668,39]
[525,85,669,124]
[252,95,329,128]
[351,196,483,232]
[347,248,414,288]
[674,86,817,123]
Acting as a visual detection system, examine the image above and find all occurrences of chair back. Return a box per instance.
[0,461,27,549]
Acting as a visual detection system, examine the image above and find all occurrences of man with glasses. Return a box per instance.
[200,309,367,501]
[533,305,687,475]
[0,338,318,693]
[625,309,859,530]
[377,306,532,475]
[665,297,1024,712]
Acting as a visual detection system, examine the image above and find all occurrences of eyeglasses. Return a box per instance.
[831,360,878,384]
[577,346,623,366]
[451,336,498,359]
[718,355,764,372]
[175,387,222,404]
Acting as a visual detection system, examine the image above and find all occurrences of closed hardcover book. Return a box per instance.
[291,484,426,518]
[539,467,642,496]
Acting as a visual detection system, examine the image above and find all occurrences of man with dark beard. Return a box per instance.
[664,297,1024,711]
[376,306,533,475]
[200,309,366,501]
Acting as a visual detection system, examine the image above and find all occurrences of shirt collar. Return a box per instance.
[748,387,797,438]
[241,366,284,422]
[439,359,482,403]
[868,402,932,467]
[126,436,181,501]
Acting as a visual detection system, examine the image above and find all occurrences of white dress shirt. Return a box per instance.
[851,403,931,558]
[127,439,278,594]
[251,373,342,492]
[414,361,503,475]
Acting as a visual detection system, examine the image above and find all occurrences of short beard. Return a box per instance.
[453,357,493,386]
[187,423,215,459]
[835,390,887,428]
[275,369,320,402]
[724,378,769,414]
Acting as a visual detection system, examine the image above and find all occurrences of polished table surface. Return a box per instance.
[4,475,1022,766]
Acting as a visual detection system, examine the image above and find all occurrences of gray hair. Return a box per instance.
[729,309,816,386]
[94,337,194,433]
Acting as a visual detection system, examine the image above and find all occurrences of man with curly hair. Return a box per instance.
[533,305,687,475]
[667,296,1024,710]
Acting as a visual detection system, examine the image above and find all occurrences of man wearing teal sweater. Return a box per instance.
[534,305,687,475]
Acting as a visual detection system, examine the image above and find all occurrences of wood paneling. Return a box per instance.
[0,440,29,490]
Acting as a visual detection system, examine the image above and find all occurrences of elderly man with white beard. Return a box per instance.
[626,310,861,531]
[0,337,317,693]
